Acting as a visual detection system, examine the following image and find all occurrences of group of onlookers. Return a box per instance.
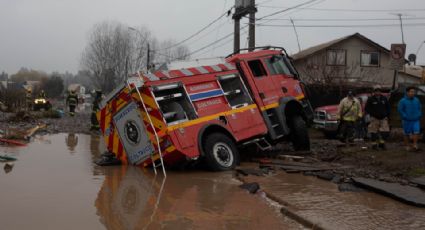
[337,86,422,151]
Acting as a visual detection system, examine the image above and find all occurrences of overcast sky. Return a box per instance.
[1,0,424,74]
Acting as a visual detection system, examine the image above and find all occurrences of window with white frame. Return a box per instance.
[326,50,346,66]
[361,51,380,67]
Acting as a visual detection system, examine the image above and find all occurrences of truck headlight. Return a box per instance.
[326,113,337,120]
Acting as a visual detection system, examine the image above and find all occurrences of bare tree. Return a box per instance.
[81,21,153,93]
[81,21,191,93]
[152,39,191,64]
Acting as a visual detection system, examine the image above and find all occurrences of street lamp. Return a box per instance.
[128,27,150,73]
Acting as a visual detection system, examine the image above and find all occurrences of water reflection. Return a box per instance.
[94,167,291,230]
[95,166,161,230]
[66,133,78,153]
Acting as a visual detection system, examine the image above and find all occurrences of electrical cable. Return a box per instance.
[156,7,233,51]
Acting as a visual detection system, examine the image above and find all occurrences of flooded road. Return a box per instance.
[243,172,425,230]
[0,134,301,230]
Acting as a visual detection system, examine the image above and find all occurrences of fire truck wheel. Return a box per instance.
[290,115,310,151]
[204,133,240,171]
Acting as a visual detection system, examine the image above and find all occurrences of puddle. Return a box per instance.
[245,172,425,230]
[0,134,301,229]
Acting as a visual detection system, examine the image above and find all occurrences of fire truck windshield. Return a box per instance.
[265,55,293,77]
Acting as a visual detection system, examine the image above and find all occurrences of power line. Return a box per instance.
[257,22,425,28]
[186,26,249,57]
[258,5,425,13]
[156,7,233,51]
[261,17,425,22]
[257,0,320,20]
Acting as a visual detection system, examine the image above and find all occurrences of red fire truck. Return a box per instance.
[97,47,313,173]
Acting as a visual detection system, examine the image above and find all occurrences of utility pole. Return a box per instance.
[396,13,405,44]
[248,7,256,51]
[233,0,257,53]
[234,18,240,53]
[290,18,301,52]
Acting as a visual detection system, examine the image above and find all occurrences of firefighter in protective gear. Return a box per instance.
[26,88,32,111]
[66,90,78,116]
[38,90,46,98]
[337,91,362,143]
[91,90,102,130]
[365,86,391,150]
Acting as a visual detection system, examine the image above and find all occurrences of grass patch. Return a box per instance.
[408,168,425,177]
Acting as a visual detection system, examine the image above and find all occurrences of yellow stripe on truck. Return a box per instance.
[167,104,258,131]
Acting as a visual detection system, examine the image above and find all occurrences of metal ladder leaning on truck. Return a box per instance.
[97,47,313,174]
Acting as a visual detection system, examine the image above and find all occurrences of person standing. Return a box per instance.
[90,90,102,130]
[365,86,391,150]
[66,90,79,116]
[337,91,362,143]
[25,88,32,111]
[398,86,422,151]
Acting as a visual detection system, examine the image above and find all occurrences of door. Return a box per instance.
[240,59,280,108]
[113,102,155,165]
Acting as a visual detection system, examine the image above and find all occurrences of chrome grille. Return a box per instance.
[314,110,326,121]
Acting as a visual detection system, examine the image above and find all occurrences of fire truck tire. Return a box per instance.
[203,133,240,171]
[290,115,310,151]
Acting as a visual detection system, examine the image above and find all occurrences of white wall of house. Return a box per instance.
[294,36,395,87]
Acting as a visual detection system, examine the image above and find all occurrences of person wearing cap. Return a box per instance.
[337,91,362,143]
[365,86,391,150]
[398,86,422,151]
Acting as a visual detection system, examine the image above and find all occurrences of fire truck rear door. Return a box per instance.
[113,102,155,165]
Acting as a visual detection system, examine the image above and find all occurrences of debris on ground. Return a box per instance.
[352,177,425,207]
[3,163,14,173]
[0,138,27,147]
[239,182,260,194]
[95,151,121,166]
[236,168,265,176]
[0,155,17,162]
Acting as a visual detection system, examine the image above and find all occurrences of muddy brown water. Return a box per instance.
[0,134,302,230]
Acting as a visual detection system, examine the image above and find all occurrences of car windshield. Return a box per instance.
[265,55,293,76]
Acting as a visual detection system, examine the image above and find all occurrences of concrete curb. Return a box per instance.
[236,172,327,230]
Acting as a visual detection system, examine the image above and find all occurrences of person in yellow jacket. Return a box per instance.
[337,91,362,143]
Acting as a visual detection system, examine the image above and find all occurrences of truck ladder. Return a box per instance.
[126,78,166,177]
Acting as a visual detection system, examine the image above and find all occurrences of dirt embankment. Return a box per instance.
[0,110,92,137]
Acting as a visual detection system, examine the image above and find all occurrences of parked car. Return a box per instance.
[313,93,389,138]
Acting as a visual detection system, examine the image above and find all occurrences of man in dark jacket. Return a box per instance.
[365,86,391,150]
[398,86,422,151]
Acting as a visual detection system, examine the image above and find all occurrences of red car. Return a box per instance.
[313,93,389,137]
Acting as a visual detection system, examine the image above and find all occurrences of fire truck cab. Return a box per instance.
[98,47,312,172]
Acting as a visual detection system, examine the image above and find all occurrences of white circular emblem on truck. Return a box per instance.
[124,120,141,145]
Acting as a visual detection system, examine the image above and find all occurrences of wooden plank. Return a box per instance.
[0,138,27,146]
[353,177,425,207]
[279,165,352,172]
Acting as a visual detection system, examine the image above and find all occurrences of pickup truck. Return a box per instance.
[313,93,389,138]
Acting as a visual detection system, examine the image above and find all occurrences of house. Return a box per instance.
[291,33,419,88]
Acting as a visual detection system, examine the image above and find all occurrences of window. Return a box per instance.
[327,50,346,66]
[361,51,380,67]
[248,60,267,77]
[218,74,252,108]
[265,55,292,76]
